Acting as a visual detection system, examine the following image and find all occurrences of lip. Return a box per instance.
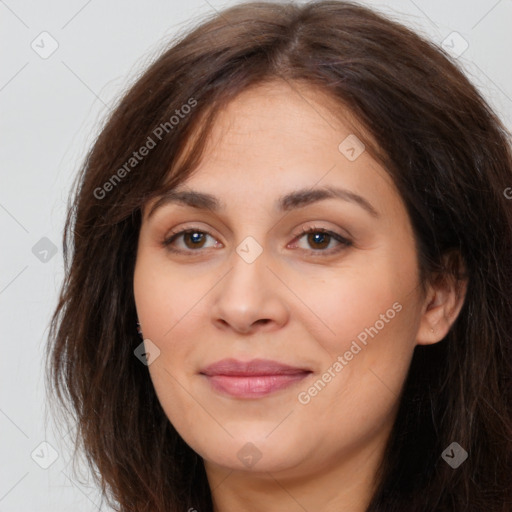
[200,358,312,398]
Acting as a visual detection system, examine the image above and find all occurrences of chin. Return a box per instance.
[194,431,307,473]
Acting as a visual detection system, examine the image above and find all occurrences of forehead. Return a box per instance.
[172,79,375,172]
[205,79,365,149]
[178,80,374,182]
[143,79,400,221]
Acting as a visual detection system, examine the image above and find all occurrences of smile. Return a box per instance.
[199,358,313,398]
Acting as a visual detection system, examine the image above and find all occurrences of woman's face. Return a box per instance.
[133,81,431,481]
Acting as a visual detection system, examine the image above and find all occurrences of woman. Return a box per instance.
[47,1,512,511]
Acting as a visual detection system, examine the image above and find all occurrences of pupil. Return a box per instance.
[309,232,329,248]
[187,232,204,247]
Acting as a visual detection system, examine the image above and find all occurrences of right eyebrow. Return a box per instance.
[147,190,223,219]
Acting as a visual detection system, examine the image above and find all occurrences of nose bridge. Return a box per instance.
[210,233,288,332]
[225,234,269,301]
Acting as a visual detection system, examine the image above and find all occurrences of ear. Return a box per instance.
[416,251,468,345]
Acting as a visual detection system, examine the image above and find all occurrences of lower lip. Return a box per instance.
[202,373,311,398]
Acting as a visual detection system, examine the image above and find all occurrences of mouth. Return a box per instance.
[199,358,313,398]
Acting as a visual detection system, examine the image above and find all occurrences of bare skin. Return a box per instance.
[133,80,466,512]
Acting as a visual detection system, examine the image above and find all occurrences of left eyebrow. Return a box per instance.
[146,185,379,219]
[278,185,379,217]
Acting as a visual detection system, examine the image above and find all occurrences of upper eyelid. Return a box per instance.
[163,225,351,250]
[164,223,347,241]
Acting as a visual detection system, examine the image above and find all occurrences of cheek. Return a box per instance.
[294,261,415,356]
[133,252,206,339]
[292,276,419,452]
[293,245,421,411]
[133,256,203,437]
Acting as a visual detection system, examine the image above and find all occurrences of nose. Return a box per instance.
[210,244,289,334]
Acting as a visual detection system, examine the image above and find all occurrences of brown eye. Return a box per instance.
[292,226,352,255]
[305,231,331,250]
[181,231,208,249]
[162,225,351,257]
[163,229,220,253]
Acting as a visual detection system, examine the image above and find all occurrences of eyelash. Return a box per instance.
[161,225,352,257]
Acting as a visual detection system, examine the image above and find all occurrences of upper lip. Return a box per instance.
[200,358,312,376]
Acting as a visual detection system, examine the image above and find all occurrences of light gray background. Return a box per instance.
[1,0,511,510]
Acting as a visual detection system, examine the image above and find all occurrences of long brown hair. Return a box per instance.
[47,1,512,510]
